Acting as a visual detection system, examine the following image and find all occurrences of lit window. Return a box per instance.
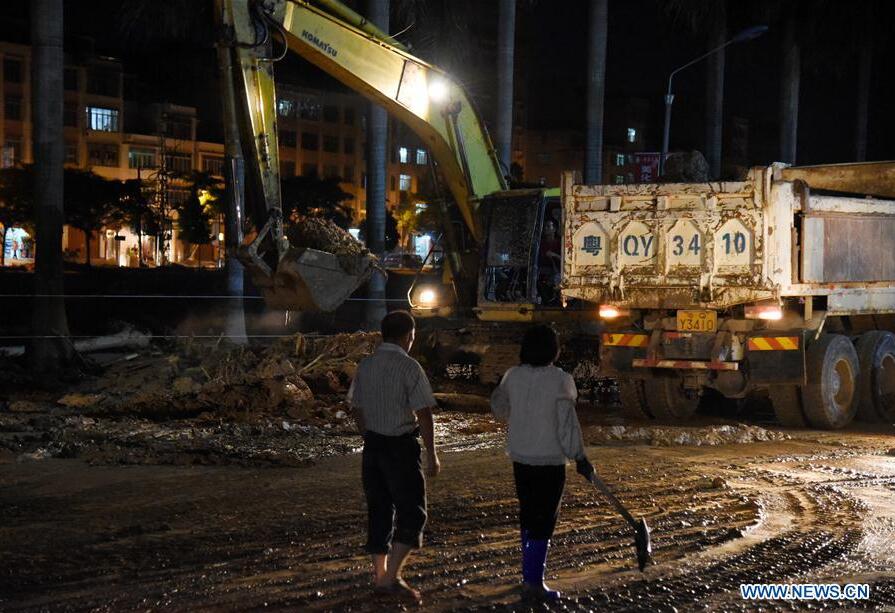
[399,173,412,191]
[615,154,625,166]
[398,147,409,164]
[129,147,157,169]
[299,96,321,121]
[626,127,636,143]
[277,98,296,118]
[86,106,119,132]
[2,138,22,168]
[416,149,427,165]
[615,175,625,184]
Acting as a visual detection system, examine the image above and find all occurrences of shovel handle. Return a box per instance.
[588,474,638,529]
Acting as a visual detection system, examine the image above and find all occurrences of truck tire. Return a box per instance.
[643,376,700,422]
[855,331,895,423]
[768,385,808,427]
[802,334,859,430]
[618,379,653,420]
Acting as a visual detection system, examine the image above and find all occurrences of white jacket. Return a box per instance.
[490,364,585,465]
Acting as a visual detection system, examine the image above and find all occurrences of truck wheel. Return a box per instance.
[802,334,859,430]
[768,385,808,427]
[618,379,653,420]
[643,376,700,421]
[855,331,895,423]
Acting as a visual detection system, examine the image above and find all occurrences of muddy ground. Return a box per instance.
[2,395,895,611]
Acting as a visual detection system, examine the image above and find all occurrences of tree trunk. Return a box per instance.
[704,1,726,180]
[495,0,516,175]
[216,42,248,344]
[364,0,389,329]
[779,7,800,165]
[29,0,73,372]
[583,0,608,185]
[84,231,91,266]
[854,8,873,162]
[1,226,7,266]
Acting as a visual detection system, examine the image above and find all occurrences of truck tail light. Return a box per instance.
[745,304,784,321]
[599,304,629,319]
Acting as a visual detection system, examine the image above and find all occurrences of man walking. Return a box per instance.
[348,310,440,602]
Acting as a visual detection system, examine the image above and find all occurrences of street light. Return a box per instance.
[660,25,768,176]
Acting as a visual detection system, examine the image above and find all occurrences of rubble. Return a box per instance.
[73,331,381,421]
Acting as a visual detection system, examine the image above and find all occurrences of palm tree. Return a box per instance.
[853,3,875,162]
[364,0,389,330]
[703,1,726,179]
[29,0,73,372]
[495,0,516,174]
[778,2,799,165]
[583,0,608,184]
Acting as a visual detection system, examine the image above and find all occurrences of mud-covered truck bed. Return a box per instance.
[560,162,895,430]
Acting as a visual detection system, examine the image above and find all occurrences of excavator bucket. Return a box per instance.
[246,247,380,312]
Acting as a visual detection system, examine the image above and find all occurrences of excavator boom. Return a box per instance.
[215,0,507,311]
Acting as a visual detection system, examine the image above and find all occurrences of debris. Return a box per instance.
[286,216,375,275]
[57,393,106,409]
[662,150,710,183]
[587,423,790,447]
[0,328,151,357]
[8,400,42,413]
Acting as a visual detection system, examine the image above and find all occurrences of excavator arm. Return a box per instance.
[215,0,507,310]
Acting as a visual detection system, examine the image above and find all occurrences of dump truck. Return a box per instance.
[562,161,895,429]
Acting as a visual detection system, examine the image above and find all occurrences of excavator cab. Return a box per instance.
[476,190,563,319]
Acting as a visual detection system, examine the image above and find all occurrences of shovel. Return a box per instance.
[586,472,652,571]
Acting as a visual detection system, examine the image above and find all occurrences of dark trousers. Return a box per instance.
[513,462,566,540]
[362,430,427,554]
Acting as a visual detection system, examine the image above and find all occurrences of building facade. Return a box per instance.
[0,40,432,266]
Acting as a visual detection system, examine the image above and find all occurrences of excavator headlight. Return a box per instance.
[418,288,438,307]
[428,79,448,103]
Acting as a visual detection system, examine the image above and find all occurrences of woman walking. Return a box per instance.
[490,324,594,601]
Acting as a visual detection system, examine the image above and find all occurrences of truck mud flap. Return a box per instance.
[745,331,806,385]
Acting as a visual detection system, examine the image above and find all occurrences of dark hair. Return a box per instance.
[519,324,560,366]
[381,310,415,342]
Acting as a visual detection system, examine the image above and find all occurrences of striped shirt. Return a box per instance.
[347,342,437,436]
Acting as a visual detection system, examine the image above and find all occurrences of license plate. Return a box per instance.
[676,310,717,332]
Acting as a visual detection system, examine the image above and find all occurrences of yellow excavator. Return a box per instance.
[216,0,600,381]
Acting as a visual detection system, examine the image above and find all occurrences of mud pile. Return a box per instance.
[64,331,381,425]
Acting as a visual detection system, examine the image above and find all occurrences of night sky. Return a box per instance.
[2,1,893,167]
